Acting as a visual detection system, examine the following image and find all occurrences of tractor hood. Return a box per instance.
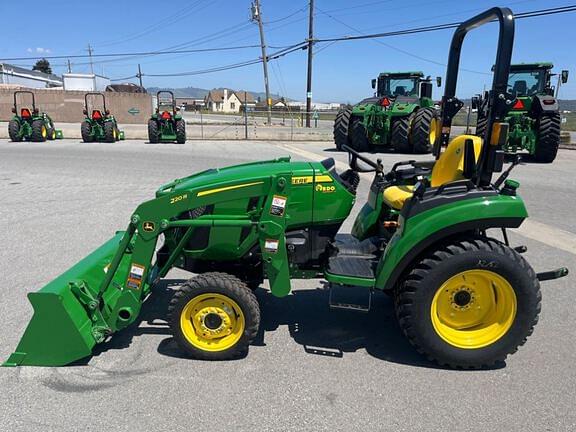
[156,157,314,198]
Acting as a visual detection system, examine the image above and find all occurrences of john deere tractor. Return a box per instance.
[334,72,441,154]
[4,8,568,369]
[8,91,62,142]
[474,63,569,163]
[148,91,186,143]
[81,93,124,143]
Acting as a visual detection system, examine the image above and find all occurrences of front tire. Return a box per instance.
[533,113,561,163]
[176,119,186,144]
[8,119,21,142]
[334,107,352,150]
[410,107,438,154]
[395,237,541,369]
[168,272,260,360]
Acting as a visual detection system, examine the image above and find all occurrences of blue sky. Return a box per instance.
[1,0,574,102]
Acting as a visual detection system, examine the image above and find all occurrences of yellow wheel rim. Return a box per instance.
[113,128,117,139]
[180,293,245,352]
[431,270,516,349]
[52,130,56,139]
[428,117,439,145]
[41,125,47,138]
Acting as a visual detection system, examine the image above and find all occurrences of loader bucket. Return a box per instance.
[3,231,130,367]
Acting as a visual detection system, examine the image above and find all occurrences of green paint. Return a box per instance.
[128,108,140,115]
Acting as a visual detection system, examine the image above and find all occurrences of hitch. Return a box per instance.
[537,267,569,282]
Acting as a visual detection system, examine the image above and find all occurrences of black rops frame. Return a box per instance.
[84,92,108,114]
[434,7,515,187]
[156,90,177,114]
[13,90,37,111]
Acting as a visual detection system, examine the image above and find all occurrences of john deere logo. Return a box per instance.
[143,221,155,232]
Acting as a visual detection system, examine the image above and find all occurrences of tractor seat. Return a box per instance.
[383,135,482,210]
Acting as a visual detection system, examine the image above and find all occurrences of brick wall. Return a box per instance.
[0,89,152,124]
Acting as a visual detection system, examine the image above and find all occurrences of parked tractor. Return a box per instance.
[473,63,569,163]
[81,93,124,143]
[148,91,186,143]
[4,8,568,369]
[8,91,62,142]
[334,72,441,154]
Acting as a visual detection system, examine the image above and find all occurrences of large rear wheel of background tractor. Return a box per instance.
[104,122,117,143]
[395,237,541,369]
[410,107,439,154]
[81,121,93,142]
[148,120,159,143]
[176,119,186,144]
[533,113,561,163]
[8,119,21,142]
[31,119,47,142]
[349,117,370,152]
[391,116,411,153]
[169,272,260,360]
[333,107,352,151]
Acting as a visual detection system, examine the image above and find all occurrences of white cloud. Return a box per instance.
[27,47,52,54]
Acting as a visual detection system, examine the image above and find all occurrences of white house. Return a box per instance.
[205,89,256,113]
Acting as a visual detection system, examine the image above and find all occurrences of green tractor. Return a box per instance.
[4,7,568,369]
[473,63,569,163]
[334,72,441,154]
[8,91,62,142]
[148,91,186,144]
[81,93,125,143]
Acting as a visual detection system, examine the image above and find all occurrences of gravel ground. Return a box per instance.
[0,139,574,432]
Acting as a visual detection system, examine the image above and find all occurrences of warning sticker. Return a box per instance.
[264,239,279,253]
[270,195,287,217]
[127,264,146,290]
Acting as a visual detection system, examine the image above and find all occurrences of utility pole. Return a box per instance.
[137,64,144,88]
[305,0,314,128]
[252,0,272,125]
[67,59,72,73]
[87,44,94,74]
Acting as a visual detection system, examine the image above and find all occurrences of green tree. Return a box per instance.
[32,58,52,75]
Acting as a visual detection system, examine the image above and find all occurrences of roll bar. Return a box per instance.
[435,7,515,187]
[156,90,176,113]
[84,92,107,112]
[13,90,36,110]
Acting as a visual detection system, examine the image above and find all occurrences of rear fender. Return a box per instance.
[374,194,528,291]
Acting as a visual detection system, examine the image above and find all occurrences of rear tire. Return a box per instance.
[104,122,116,143]
[349,116,370,152]
[81,121,93,142]
[395,237,541,369]
[148,119,159,143]
[176,119,186,144]
[391,116,411,153]
[31,119,47,142]
[533,113,561,163]
[8,119,21,142]
[410,108,438,154]
[334,107,352,150]
[168,272,260,360]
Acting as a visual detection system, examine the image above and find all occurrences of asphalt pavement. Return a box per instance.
[0,139,574,432]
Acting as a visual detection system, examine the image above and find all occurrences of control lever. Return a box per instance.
[493,155,522,189]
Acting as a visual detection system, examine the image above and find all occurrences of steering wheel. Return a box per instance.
[342,145,382,173]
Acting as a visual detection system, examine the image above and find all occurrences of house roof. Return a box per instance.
[0,63,62,84]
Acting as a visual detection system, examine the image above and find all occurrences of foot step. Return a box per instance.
[329,283,371,312]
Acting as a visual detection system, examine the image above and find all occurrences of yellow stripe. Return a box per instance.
[315,175,333,183]
[197,181,264,197]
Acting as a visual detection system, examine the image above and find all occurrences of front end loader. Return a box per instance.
[81,93,125,143]
[148,91,186,143]
[334,72,441,154]
[8,91,63,142]
[4,7,568,369]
